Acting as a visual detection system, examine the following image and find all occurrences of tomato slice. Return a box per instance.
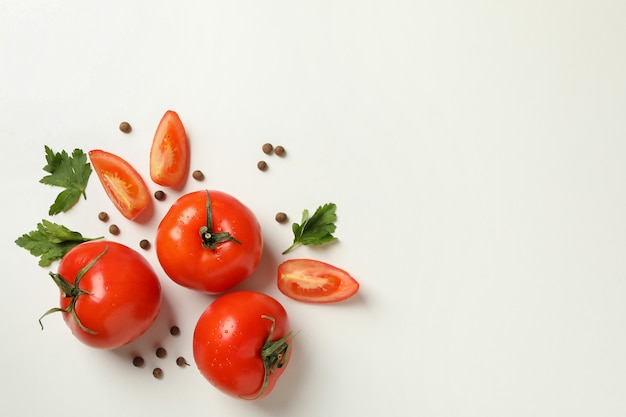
[88,149,151,220]
[277,259,359,303]
[150,110,189,187]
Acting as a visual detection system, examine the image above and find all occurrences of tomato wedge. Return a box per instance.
[150,110,189,187]
[88,149,151,220]
[277,259,359,303]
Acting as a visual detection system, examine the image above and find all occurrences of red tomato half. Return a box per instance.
[193,291,292,400]
[155,190,263,293]
[150,110,189,187]
[47,240,161,349]
[89,149,151,220]
[277,259,359,303]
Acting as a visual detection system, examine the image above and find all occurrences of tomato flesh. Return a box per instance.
[193,291,292,399]
[283,274,341,296]
[89,149,151,220]
[277,259,359,303]
[150,110,189,187]
[56,241,161,349]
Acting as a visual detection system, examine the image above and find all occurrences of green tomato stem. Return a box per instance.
[241,315,292,400]
[199,190,241,250]
[39,246,108,335]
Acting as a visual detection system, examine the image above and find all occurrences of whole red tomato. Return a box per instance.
[155,190,263,293]
[42,240,161,349]
[193,291,293,399]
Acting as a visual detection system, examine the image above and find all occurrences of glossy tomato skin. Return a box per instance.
[156,190,263,293]
[193,291,292,399]
[277,258,360,303]
[150,110,189,187]
[57,240,161,349]
[89,149,151,220]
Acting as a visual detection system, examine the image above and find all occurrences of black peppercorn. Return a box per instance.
[274,145,286,156]
[192,170,205,181]
[176,357,190,367]
[262,143,273,154]
[156,347,167,358]
[119,121,132,133]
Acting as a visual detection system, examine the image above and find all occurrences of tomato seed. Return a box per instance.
[275,212,288,223]
[257,160,268,171]
[156,347,167,358]
[262,143,273,154]
[154,190,166,201]
[192,170,204,181]
[274,145,286,156]
[139,239,151,250]
[108,224,120,235]
[152,368,163,379]
[169,326,180,336]
[132,356,144,367]
[98,211,109,222]
[176,357,190,367]
[119,121,132,133]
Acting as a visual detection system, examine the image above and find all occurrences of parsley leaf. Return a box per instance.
[15,220,103,267]
[282,203,338,254]
[39,146,92,215]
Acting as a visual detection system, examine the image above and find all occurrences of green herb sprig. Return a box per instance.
[282,203,338,254]
[15,220,103,266]
[40,146,92,215]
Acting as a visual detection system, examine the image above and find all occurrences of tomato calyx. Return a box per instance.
[39,247,109,335]
[199,190,241,250]
[243,315,292,401]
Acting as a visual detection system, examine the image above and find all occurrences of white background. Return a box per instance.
[2,1,626,416]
